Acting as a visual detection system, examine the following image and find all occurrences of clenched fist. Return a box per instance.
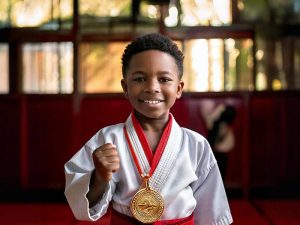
[92,143,120,182]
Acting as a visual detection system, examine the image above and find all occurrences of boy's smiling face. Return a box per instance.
[121,50,184,120]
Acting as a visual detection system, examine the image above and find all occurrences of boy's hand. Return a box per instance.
[92,143,120,182]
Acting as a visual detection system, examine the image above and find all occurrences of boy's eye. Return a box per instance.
[159,77,172,83]
[133,77,145,82]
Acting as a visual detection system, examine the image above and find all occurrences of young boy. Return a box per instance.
[65,33,233,225]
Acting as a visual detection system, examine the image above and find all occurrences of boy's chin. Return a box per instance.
[134,110,170,120]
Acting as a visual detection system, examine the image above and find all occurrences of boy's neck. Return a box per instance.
[133,111,169,132]
[133,111,170,152]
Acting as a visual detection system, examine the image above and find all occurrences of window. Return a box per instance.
[23,42,73,93]
[238,0,300,24]
[255,27,300,91]
[0,43,8,93]
[0,0,73,29]
[171,0,231,27]
[79,42,129,93]
[183,38,253,92]
[294,39,300,89]
[79,0,131,33]
[80,0,131,18]
[78,38,253,93]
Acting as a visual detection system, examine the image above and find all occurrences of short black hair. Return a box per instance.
[121,33,184,78]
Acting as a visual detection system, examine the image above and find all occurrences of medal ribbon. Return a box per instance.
[124,113,172,177]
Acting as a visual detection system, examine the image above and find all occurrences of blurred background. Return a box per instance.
[0,0,300,224]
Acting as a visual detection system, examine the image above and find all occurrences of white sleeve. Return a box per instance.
[64,135,116,221]
[191,140,233,225]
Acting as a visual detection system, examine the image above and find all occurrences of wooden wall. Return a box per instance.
[0,91,299,198]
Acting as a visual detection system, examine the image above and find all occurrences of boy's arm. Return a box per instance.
[86,170,109,207]
[64,143,116,221]
[87,143,120,207]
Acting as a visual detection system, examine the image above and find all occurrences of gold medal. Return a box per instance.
[130,177,164,223]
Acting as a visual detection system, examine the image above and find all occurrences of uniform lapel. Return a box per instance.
[125,113,183,192]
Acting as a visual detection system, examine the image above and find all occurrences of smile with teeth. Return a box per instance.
[143,100,162,104]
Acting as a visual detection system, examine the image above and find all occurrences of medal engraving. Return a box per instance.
[130,177,164,223]
[130,188,164,223]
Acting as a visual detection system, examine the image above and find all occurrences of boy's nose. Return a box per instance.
[144,80,160,93]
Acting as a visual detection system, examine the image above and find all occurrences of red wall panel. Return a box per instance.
[0,96,21,188]
[249,95,287,187]
[26,95,74,189]
[0,92,299,198]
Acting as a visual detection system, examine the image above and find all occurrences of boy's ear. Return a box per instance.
[176,81,184,99]
[121,79,128,98]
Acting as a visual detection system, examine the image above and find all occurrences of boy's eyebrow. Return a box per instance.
[132,71,145,75]
[157,70,174,75]
[130,71,146,77]
[131,70,174,75]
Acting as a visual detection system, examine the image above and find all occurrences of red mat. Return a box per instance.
[0,200,298,225]
[229,200,269,225]
[253,200,300,225]
[0,203,73,225]
[0,203,110,225]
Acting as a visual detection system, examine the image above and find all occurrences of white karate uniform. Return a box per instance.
[64,113,233,225]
